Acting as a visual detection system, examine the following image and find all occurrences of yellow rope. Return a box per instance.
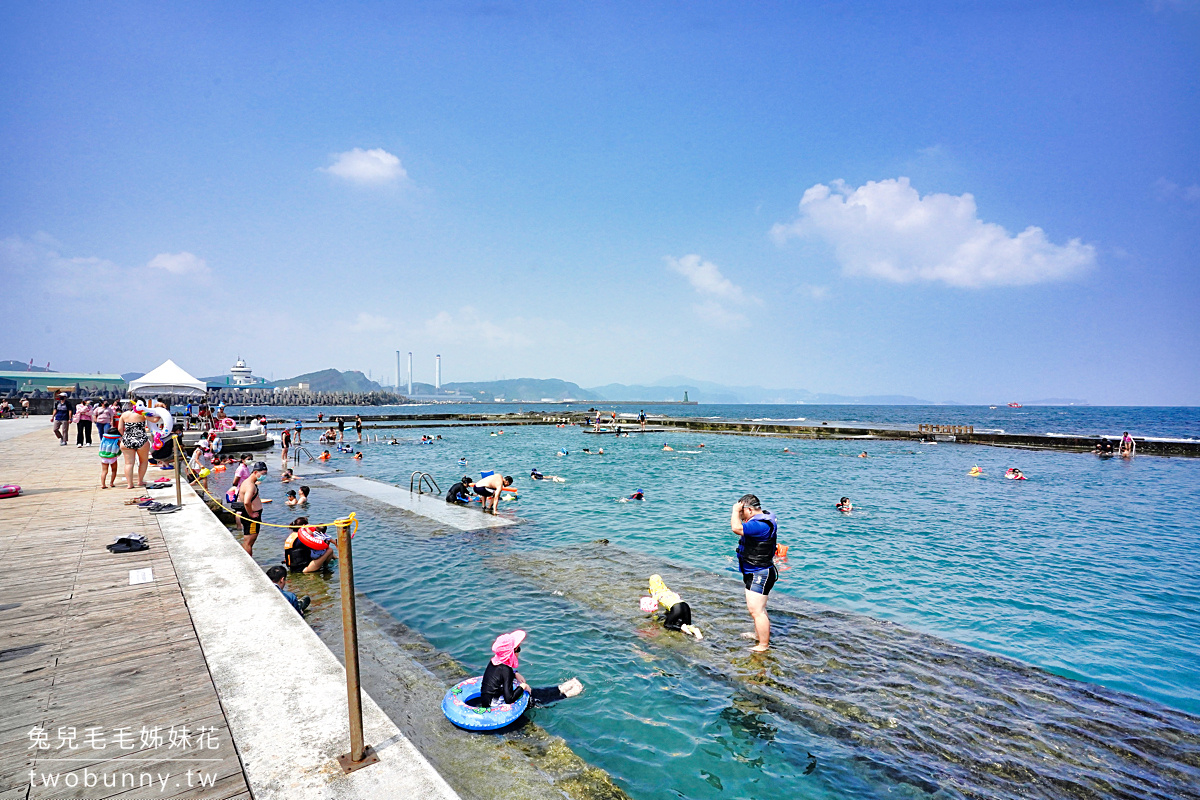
[173,434,360,532]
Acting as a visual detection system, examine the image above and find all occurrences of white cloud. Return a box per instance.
[1153,177,1200,202]
[321,147,407,184]
[147,251,208,275]
[665,254,760,328]
[0,235,226,354]
[771,178,1095,288]
[692,300,748,330]
[348,312,397,334]
[423,307,534,349]
[665,254,756,303]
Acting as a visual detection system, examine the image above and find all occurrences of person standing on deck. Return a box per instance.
[639,409,646,432]
[279,425,292,468]
[731,494,778,652]
[237,461,271,555]
[355,415,363,443]
[74,400,93,447]
[337,416,345,441]
[52,393,72,445]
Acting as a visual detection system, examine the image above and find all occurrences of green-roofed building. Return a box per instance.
[0,371,126,394]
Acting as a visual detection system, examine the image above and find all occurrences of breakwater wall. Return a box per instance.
[645,415,1200,458]
[246,411,1198,457]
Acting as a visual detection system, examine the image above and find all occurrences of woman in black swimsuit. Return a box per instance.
[117,402,151,489]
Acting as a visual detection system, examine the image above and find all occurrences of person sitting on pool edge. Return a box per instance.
[648,574,702,639]
[446,475,474,504]
[266,564,311,614]
[283,517,337,573]
[474,473,513,511]
[479,629,583,708]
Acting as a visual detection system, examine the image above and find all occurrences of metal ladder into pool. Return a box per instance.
[410,471,440,495]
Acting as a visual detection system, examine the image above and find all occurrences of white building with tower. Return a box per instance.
[228,358,255,386]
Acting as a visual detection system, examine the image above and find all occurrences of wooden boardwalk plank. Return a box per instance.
[0,428,250,799]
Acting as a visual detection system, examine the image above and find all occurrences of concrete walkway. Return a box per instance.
[0,416,49,444]
[0,425,459,800]
[154,478,458,800]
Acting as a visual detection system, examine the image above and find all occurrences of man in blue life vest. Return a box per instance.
[731,494,778,652]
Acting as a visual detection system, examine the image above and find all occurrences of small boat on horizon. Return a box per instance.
[1007,402,1023,408]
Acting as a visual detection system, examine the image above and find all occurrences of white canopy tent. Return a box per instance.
[127,360,208,398]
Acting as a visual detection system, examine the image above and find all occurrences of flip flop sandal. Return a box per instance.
[149,505,181,514]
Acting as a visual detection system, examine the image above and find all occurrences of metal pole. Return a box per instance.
[174,433,182,507]
[336,518,377,772]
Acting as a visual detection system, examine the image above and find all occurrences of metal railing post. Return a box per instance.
[174,434,182,507]
[336,518,377,772]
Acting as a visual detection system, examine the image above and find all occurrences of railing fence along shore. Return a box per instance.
[172,433,378,772]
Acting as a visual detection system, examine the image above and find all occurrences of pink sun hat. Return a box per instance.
[490,629,526,669]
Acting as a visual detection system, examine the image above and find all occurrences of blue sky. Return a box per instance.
[1,1,1197,404]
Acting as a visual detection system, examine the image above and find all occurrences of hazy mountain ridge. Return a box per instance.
[268,369,383,393]
[442,378,600,401]
[0,360,54,372]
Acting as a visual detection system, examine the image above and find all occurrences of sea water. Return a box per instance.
[234,417,1200,799]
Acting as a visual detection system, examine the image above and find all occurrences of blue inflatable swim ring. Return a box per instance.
[442,676,529,731]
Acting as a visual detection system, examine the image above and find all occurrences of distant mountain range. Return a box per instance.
[435,376,940,404]
[0,360,54,372]
[10,360,1087,405]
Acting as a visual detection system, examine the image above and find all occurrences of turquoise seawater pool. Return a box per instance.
[237,423,1200,799]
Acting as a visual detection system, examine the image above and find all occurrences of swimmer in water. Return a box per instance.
[530,468,544,480]
[353,452,363,461]
[1005,468,1027,480]
[629,489,644,500]
[662,443,674,451]
[557,448,568,457]
[968,465,983,476]
[858,451,868,458]
[646,574,702,640]
[479,630,583,708]
[458,458,468,466]
[836,496,852,512]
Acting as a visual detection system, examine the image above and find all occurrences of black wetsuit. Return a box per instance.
[446,482,472,504]
[663,602,693,631]
[479,662,565,707]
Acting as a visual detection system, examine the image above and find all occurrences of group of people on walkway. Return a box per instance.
[51,395,122,448]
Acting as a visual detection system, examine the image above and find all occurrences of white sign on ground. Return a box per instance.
[129,568,154,585]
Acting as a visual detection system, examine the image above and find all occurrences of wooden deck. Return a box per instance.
[0,424,251,800]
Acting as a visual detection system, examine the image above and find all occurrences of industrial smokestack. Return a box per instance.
[395,350,401,393]
[407,352,413,396]
[435,354,441,391]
